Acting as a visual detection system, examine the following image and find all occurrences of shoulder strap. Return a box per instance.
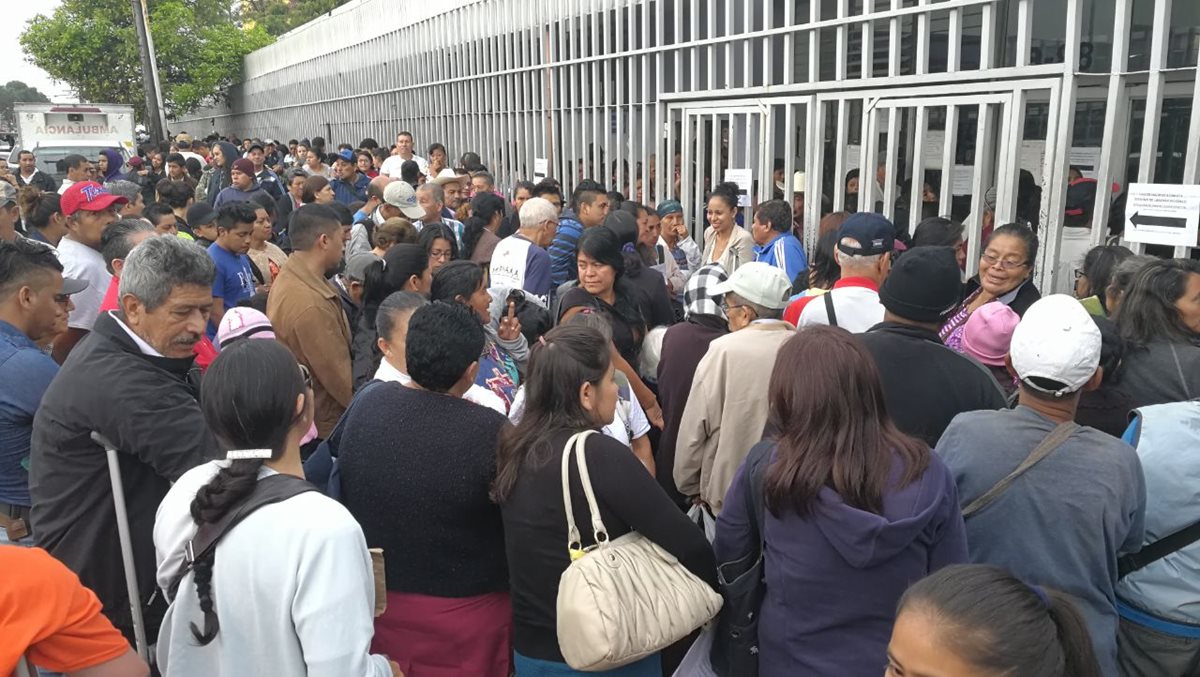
[961,421,1077,518]
[742,442,773,549]
[1119,521,1200,579]
[823,291,838,328]
[167,473,316,600]
[561,431,601,557]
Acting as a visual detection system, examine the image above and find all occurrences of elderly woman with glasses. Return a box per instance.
[939,222,1042,352]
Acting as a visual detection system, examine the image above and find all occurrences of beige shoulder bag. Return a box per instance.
[556,431,723,671]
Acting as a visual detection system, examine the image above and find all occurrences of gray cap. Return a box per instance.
[343,251,380,281]
[0,181,16,207]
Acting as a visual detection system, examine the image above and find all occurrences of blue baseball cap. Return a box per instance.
[336,148,357,164]
[836,213,896,256]
[656,200,683,218]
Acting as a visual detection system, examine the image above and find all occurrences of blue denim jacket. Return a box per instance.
[0,320,59,506]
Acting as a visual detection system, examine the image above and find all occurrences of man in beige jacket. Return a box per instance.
[267,203,351,441]
[674,261,795,514]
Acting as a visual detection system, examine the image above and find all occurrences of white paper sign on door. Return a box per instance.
[723,168,753,207]
[533,158,549,182]
[1124,183,1200,247]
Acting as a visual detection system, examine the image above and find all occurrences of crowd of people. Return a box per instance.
[1,128,1200,677]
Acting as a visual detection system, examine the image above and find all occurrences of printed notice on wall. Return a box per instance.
[533,158,549,182]
[723,168,753,207]
[1124,183,1200,247]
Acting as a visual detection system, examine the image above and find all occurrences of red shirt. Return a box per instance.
[783,277,881,326]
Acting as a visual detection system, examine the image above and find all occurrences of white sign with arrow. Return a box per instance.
[1123,183,1200,247]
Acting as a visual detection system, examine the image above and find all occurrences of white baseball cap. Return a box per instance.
[707,261,792,310]
[383,180,425,220]
[1010,294,1101,397]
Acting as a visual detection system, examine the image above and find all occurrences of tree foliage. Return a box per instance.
[0,81,51,130]
[20,0,273,118]
[240,0,352,37]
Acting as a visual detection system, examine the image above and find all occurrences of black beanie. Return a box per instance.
[879,246,963,323]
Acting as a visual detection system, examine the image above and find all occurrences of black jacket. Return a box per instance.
[962,276,1042,317]
[860,322,1008,447]
[15,170,58,194]
[30,311,217,640]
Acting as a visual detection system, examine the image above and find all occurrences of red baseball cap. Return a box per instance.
[61,181,128,217]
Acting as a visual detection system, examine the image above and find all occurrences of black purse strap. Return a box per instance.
[167,473,316,600]
[823,292,838,328]
[1119,520,1200,579]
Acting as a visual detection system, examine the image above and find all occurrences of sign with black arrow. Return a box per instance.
[1124,183,1200,247]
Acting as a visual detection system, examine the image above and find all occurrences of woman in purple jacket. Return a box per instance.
[713,325,968,676]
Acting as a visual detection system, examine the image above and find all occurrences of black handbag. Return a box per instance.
[710,440,773,676]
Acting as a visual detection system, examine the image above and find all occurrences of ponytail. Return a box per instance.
[186,458,265,644]
[1046,589,1101,677]
[187,341,307,646]
[897,564,1101,677]
[461,192,505,260]
[18,187,62,230]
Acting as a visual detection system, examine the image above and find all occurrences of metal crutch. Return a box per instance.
[90,432,149,662]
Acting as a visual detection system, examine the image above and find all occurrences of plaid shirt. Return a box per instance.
[683,263,729,319]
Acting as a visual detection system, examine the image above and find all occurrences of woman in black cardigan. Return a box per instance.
[493,324,716,676]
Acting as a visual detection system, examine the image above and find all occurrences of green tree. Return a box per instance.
[0,81,52,130]
[19,0,273,118]
[239,0,352,37]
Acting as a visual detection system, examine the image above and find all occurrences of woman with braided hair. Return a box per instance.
[152,340,398,676]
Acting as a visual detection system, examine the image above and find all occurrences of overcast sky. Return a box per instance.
[5,0,77,102]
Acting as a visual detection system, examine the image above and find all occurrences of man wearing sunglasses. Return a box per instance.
[0,239,89,546]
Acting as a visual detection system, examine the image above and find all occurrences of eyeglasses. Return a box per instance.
[720,301,756,317]
[980,252,1029,271]
[430,249,453,261]
[299,364,312,390]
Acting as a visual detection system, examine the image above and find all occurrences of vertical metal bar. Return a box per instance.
[838,0,851,82]
[882,106,900,221]
[1043,0,1082,291]
[888,0,901,77]
[710,112,720,199]
[939,104,959,217]
[1184,43,1200,185]
[707,0,717,90]
[965,103,997,278]
[681,111,694,236]
[946,7,961,73]
[862,0,876,80]
[1138,0,1172,185]
[915,0,930,75]
[978,0,994,70]
[860,101,877,213]
[909,105,928,235]
[1093,0,1133,247]
[806,98,825,251]
[804,0,816,85]
[1014,0,1033,67]
[997,91,1025,225]
[834,98,850,212]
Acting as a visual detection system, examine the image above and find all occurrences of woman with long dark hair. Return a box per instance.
[351,243,432,388]
[890,564,1100,677]
[419,222,459,275]
[431,260,527,410]
[1075,244,1133,317]
[494,325,716,676]
[1112,258,1200,408]
[559,226,663,428]
[462,191,506,265]
[713,325,967,675]
[203,141,239,206]
[153,340,395,676]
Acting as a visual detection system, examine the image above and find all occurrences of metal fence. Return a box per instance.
[175,0,1200,292]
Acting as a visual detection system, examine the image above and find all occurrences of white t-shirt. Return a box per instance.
[56,237,112,331]
[57,179,75,195]
[796,284,885,333]
[379,153,428,179]
[508,381,649,447]
[373,358,507,414]
[153,461,393,677]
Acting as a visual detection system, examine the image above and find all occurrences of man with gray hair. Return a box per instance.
[784,212,895,332]
[415,183,464,245]
[105,179,146,218]
[97,218,156,314]
[31,235,219,642]
[489,196,558,303]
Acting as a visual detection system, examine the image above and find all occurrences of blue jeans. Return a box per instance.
[514,652,661,677]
